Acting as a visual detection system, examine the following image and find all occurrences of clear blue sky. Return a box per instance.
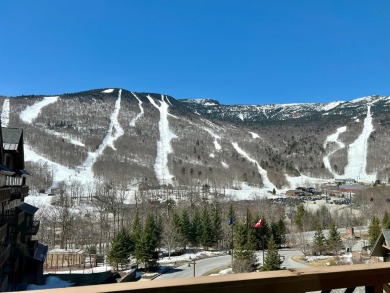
[1,1,389,105]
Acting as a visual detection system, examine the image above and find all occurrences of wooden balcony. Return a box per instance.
[10,186,29,201]
[0,244,11,267]
[15,262,390,293]
[0,188,11,202]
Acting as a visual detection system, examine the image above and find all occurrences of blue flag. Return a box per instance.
[229,216,234,225]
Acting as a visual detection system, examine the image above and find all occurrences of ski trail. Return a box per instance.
[1,99,10,127]
[24,144,75,188]
[323,126,347,176]
[249,131,259,139]
[203,127,222,150]
[45,129,85,147]
[231,142,275,190]
[147,94,177,185]
[130,92,144,127]
[343,105,376,182]
[77,89,124,180]
[20,96,59,124]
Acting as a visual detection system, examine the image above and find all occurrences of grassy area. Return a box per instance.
[291,255,335,266]
[202,265,231,276]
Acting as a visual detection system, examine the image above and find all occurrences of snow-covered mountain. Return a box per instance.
[1,89,389,194]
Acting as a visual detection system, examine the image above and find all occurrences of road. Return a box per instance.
[155,249,308,280]
[156,255,232,279]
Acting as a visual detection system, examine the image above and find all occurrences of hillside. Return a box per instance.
[1,89,389,195]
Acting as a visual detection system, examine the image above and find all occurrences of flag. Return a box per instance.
[254,218,263,228]
[229,216,235,225]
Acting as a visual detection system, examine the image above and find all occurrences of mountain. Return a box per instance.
[1,89,389,195]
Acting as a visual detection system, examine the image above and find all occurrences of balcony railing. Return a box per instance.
[21,262,390,293]
[27,220,40,235]
[0,244,11,267]
[0,224,7,242]
[10,186,29,200]
[0,188,11,202]
[0,212,17,225]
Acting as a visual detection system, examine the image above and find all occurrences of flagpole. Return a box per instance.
[231,222,234,266]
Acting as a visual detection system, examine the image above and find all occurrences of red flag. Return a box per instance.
[254,218,263,228]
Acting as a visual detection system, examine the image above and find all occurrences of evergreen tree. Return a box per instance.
[201,205,214,250]
[139,214,160,270]
[190,207,202,246]
[180,209,191,248]
[228,203,236,222]
[312,223,326,255]
[369,216,382,247]
[131,211,143,267]
[233,221,256,273]
[383,212,390,229]
[261,235,283,271]
[211,202,223,246]
[271,221,282,247]
[107,228,134,269]
[254,217,270,250]
[326,223,343,255]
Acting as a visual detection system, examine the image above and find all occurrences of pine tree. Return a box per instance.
[254,217,270,250]
[278,218,287,247]
[369,216,382,247]
[107,228,134,269]
[201,205,214,250]
[180,209,191,248]
[271,221,282,247]
[211,202,222,247]
[140,214,160,270]
[233,221,256,273]
[326,223,343,255]
[261,235,283,271]
[131,211,143,267]
[312,223,326,255]
[190,207,202,247]
[383,212,390,229]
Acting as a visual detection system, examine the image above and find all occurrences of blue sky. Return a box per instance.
[0,1,389,105]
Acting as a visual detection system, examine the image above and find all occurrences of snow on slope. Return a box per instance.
[20,96,59,124]
[1,99,10,127]
[231,142,275,190]
[323,126,347,176]
[102,88,114,93]
[147,95,177,185]
[1,98,10,127]
[46,130,85,147]
[76,89,124,181]
[130,92,144,127]
[343,105,376,182]
[249,132,259,139]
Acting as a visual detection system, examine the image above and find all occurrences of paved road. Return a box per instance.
[156,249,308,280]
[156,255,232,279]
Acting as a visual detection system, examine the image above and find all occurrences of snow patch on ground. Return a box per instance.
[1,98,10,127]
[102,88,114,93]
[285,174,329,190]
[147,95,177,185]
[20,96,59,124]
[130,92,144,127]
[249,131,259,139]
[343,105,376,182]
[203,127,221,150]
[232,142,275,190]
[323,126,347,176]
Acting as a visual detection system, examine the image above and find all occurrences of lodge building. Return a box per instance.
[0,125,47,291]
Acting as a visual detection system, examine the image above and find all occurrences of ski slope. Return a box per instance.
[1,99,10,127]
[130,92,144,127]
[231,142,275,190]
[147,95,177,185]
[20,96,59,124]
[343,105,376,182]
[323,126,347,176]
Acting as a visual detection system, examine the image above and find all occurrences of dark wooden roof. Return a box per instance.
[371,229,390,257]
